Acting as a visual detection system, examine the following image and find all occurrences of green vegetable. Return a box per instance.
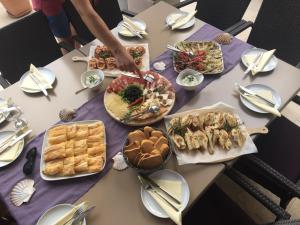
[120,85,143,103]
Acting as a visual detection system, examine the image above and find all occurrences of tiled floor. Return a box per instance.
[1,0,300,224]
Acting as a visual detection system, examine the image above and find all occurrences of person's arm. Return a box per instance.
[71,0,141,75]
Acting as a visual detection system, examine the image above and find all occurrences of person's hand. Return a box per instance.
[112,46,142,77]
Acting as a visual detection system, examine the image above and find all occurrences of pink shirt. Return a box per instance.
[31,0,64,16]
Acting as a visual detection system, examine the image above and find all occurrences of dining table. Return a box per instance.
[0,1,300,225]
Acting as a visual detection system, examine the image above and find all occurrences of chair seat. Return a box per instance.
[254,116,300,183]
[184,184,257,225]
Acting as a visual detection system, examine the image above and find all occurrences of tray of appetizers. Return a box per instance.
[173,41,224,74]
[40,120,106,181]
[104,71,175,126]
[164,102,257,165]
[72,43,150,76]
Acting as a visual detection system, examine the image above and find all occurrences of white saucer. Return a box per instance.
[36,204,87,225]
[141,169,190,218]
[20,67,56,93]
[117,18,147,37]
[166,12,196,30]
[240,84,281,113]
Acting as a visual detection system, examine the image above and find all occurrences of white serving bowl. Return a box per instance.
[176,68,204,91]
[80,69,104,91]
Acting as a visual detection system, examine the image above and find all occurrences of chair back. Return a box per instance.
[195,0,251,30]
[247,0,300,66]
[92,0,123,29]
[0,11,62,84]
[63,0,95,43]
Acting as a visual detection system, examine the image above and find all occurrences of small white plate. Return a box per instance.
[36,204,87,225]
[141,169,190,218]
[20,67,56,93]
[117,18,147,37]
[166,12,196,30]
[0,98,9,124]
[241,48,278,72]
[0,131,25,168]
[240,84,281,113]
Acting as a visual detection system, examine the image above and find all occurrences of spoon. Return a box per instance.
[75,87,89,95]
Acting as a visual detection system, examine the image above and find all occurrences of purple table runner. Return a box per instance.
[0,24,251,225]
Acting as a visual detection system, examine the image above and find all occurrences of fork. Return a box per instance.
[62,204,88,225]
[71,206,95,225]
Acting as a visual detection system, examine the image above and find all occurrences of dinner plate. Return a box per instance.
[40,120,106,181]
[20,67,56,93]
[141,169,190,218]
[117,18,146,37]
[36,204,87,225]
[241,48,278,72]
[0,98,9,124]
[240,84,281,113]
[166,12,196,30]
[0,130,25,168]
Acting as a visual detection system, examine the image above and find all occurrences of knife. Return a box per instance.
[122,22,143,39]
[0,130,32,154]
[0,129,21,149]
[237,84,276,106]
[140,175,182,204]
[28,72,48,96]
[244,52,263,74]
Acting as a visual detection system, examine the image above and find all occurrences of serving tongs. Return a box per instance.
[138,175,181,211]
[167,44,194,56]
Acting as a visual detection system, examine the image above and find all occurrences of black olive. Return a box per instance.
[26,147,37,160]
[23,160,34,175]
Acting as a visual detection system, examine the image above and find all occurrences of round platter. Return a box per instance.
[104,72,175,126]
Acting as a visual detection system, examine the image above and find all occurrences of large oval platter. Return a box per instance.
[104,71,176,126]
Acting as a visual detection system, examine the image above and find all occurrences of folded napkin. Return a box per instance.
[0,142,22,162]
[172,11,197,30]
[53,202,88,225]
[20,64,52,91]
[146,178,183,225]
[244,49,276,76]
[242,92,281,117]
[123,15,148,35]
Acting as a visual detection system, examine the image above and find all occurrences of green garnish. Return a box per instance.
[119,85,143,103]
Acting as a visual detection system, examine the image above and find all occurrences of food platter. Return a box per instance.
[40,120,106,181]
[72,43,150,76]
[164,102,257,165]
[173,41,224,74]
[104,71,175,126]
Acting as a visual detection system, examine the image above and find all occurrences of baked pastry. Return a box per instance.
[43,121,106,177]
[124,127,170,170]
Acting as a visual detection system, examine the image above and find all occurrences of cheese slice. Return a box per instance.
[147,189,182,225]
[20,64,52,91]
[0,142,22,162]
[53,202,88,225]
[154,179,182,202]
[172,10,197,30]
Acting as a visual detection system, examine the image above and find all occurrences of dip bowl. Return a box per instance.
[176,68,204,91]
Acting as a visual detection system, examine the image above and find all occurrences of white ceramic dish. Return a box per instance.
[40,120,106,181]
[176,68,204,91]
[166,12,196,30]
[241,48,278,73]
[20,67,56,93]
[0,131,25,168]
[117,18,147,37]
[240,84,281,113]
[0,98,9,124]
[141,169,190,218]
[80,69,104,91]
[36,204,87,225]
